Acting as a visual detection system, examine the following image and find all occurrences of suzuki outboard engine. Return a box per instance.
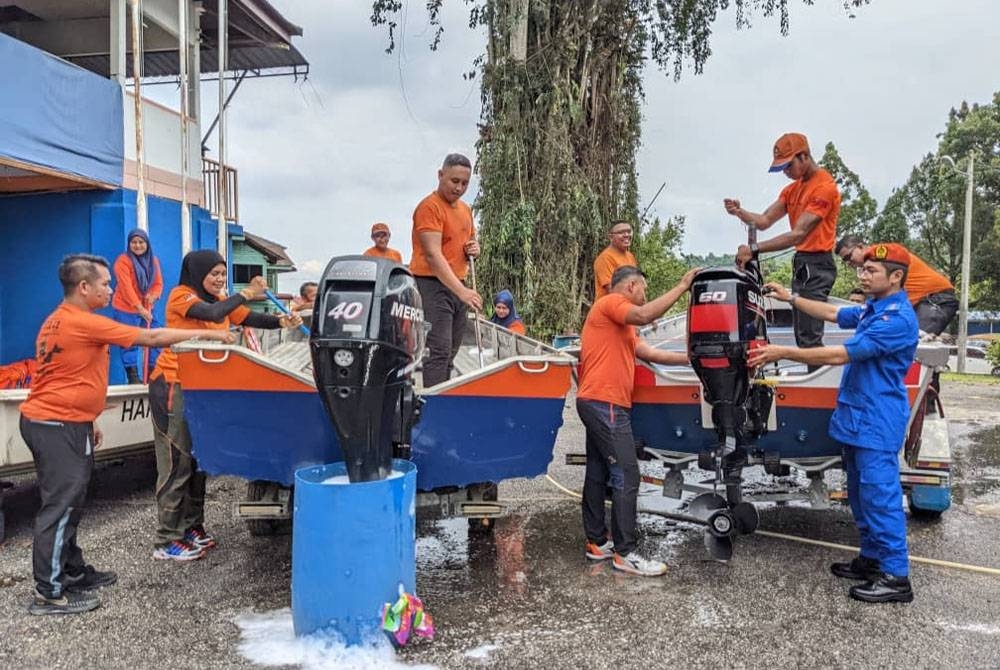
[687,265,773,464]
[310,256,426,482]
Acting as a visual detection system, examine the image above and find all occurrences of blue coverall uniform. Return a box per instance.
[828,290,918,577]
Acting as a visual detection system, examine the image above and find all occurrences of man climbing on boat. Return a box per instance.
[725,132,841,356]
[578,264,700,576]
[410,153,482,387]
[835,235,957,336]
[20,254,236,615]
[749,243,919,603]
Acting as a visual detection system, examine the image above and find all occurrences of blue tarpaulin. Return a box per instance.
[0,33,123,186]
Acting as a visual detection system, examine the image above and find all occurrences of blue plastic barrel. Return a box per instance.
[291,459,417,643]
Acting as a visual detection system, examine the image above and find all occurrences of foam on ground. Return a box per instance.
[235,608,438,670]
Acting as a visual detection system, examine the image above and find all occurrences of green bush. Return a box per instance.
[986,340,1000,368]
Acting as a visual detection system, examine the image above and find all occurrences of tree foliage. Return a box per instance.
[819,141,877,240]
[371,0,871,336]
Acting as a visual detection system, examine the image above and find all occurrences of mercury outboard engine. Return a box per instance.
[310,256,425,482]
[685,230,774,559]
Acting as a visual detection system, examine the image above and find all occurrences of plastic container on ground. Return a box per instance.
[291,459,416,643]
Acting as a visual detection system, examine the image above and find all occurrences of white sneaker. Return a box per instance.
[612,552,667,577]
[585,540,614,561]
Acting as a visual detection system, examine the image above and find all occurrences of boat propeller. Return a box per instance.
[687,493,760,561]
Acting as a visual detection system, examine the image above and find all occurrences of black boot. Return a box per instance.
[830,555,880,581]
[849,573,913,603]
[125,367,141,385]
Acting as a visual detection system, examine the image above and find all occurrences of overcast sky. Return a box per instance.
[202,0,1000,290]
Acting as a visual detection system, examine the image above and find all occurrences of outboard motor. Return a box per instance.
[310,256,426,482]
[685,232,773,559]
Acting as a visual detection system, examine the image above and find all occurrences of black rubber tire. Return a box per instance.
[245,480,292,537]
[908,498,944,521]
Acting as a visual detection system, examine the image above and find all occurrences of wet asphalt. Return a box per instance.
[1,381,999,669]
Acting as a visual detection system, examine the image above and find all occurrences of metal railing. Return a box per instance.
[202,157,239,224]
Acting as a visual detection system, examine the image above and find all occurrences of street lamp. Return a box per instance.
[939,152,974,374]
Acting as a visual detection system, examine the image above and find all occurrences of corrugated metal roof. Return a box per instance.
[66,43,308,79]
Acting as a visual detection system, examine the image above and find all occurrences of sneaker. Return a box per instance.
[183,525,217,550]
[849,573,914,604]
[64,565,118,592]
[612,552,668,577]
[830,555,880,581]
[153,540,205,561]
[28,590,101,616]
[585,540,614,561]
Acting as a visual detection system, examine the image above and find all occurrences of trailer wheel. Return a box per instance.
[467,483,498,536]
[245,480,292,537]
[907,499,944,521]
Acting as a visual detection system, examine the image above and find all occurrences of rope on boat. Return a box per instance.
[543,474,1000,577]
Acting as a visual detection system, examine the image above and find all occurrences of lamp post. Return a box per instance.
[940,152,974,374]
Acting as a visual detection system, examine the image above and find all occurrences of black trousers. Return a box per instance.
[577,399,640,556]
[915,290,958,336]
[19,415,94,599]
[791,251,837,349]
[416,276,468,388]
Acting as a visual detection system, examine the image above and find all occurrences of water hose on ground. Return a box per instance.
[543,474,1000,577]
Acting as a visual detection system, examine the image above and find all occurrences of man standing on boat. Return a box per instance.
[363,222,403,263]
[578,265,699,577]
[593,221,638,301]
[410,153,482,387]
[19,254,235,615]
[750,243,919,604]
[724,132,841,352]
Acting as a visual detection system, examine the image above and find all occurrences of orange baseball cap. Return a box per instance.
[863,243,910,266]
[768,132,810,172]
[371,222,390,235]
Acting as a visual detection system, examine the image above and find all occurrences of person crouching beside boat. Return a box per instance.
[112,228,163,384]
[20,254,236,616]
[148,250,303,561]
[489,290,526,335]
[578,265,700,577]
[750,243,918,604]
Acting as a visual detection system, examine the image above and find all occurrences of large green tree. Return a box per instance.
[874,93,1000,308]
[372,0,871,336]
[819,141,878,241]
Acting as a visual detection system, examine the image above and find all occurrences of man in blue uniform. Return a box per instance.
[749,243,919,603]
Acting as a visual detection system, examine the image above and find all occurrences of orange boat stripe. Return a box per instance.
[177,351,316,393]
[440,364,572,398]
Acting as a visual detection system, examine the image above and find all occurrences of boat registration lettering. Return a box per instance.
[120,397,150,422]
[327,301,365,320]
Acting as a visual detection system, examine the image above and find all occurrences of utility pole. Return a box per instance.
[957,151,974,374]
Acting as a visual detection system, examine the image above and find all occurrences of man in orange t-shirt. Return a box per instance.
[19,254,234,615]
[593,221,639,300]
[410,153,482,387]
[363,222,404,263]
[836,235,958,335]
[577,264,699,577]
[725,132,841,351]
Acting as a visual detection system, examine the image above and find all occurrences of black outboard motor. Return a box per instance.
[310,256,426,482]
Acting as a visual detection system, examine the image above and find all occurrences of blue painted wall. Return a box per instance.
[0,188,226,384]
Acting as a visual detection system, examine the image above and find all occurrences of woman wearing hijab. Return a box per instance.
[112,229,164,383]
[490,289,526,335]
[148,249,302,561]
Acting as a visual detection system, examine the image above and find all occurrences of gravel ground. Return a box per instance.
[1,381,999,669]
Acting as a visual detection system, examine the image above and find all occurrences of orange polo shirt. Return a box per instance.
[363,246,404,263]
[593,247,638,299]
[151,285,250,384]
[577,294,638,408]
[20,303,139,422]
[409,191,475,280]
[904,250,954,305]
[111,253,163,313]
[779,168,841,253]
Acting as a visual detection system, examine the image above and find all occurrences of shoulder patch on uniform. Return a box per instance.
[886,303,900,311]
